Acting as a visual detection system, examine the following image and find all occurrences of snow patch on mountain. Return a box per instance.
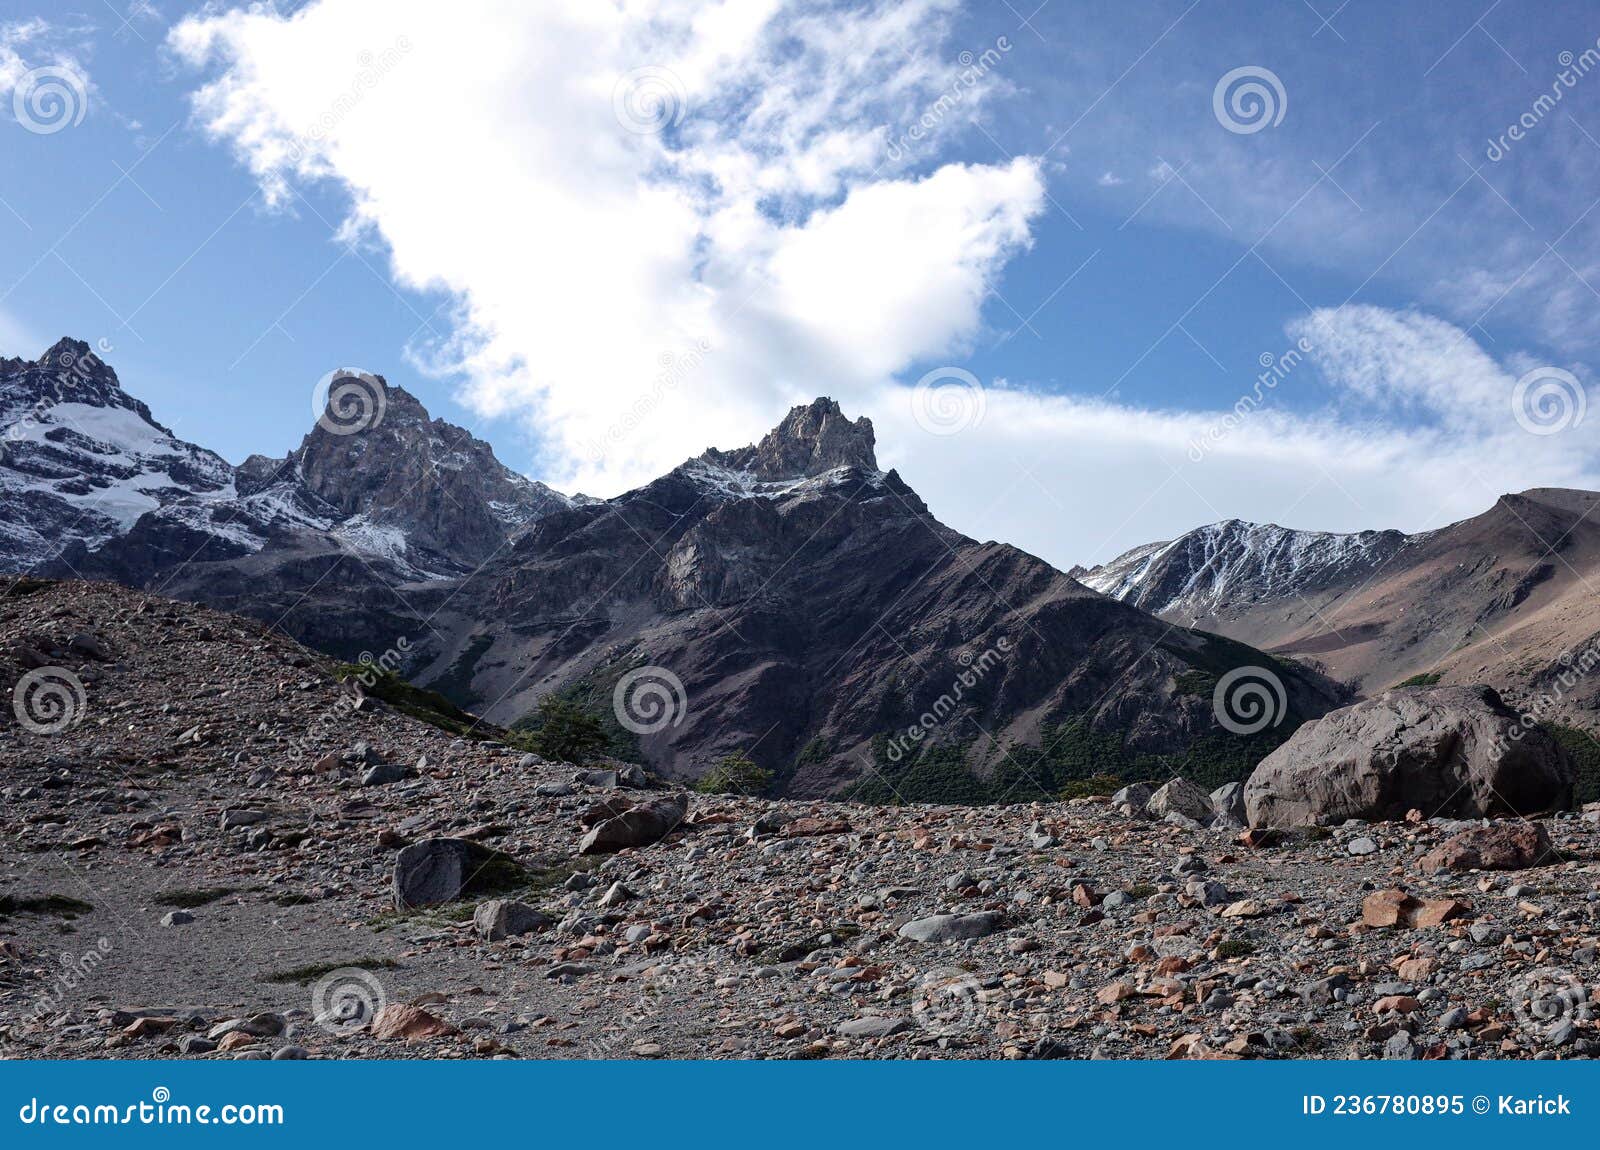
[1079,519,1411,619]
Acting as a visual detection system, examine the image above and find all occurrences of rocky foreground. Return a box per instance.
[2,580,1598,1061]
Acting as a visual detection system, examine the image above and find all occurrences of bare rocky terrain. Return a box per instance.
[1078,490,1600,731]
[3,579,1599,1061]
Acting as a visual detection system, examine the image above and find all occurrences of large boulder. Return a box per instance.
[392,838,521,910]
[577,796,688,855]
[1245,685,1572,828]
[1146,777,1214,822]
[473,899,552,941]
[1210,782,1246,827]
[897,911,1006,943]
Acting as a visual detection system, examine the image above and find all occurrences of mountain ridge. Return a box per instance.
[0,339,1345,794]
[1076,490,1600,732]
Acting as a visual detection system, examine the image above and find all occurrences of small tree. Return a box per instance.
[529,696,610,764]
[693,753,774,796]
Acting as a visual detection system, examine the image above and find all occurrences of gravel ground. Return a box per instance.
[3,580,1598,1061]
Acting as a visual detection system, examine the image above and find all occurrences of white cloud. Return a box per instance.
[0,18,94,120]
[167,4,1600,572]
[169,0,1043,494]
[0,306,42,358]
[871,306,1599,567]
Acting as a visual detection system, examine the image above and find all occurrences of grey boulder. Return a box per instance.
[897,911,1006,943]
[838,1016,911,1038]
[360,760,410,787]
[1110,782,1153,816]
[577,796,687,855]
[1210,782,1246,827]
[473,898,551,941]
[1146,777,1214,823]
[1245,685,1573,828]
[392,837,518,909]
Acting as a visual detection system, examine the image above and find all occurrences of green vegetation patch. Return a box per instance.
[0,893,93,918]
[1394,672,1443,688]
[261,957,399,985]
[512,672,641,763]
[1550,724,1600,805]
[693,753,774,796]
[334,664,494,741]
[155,886,250,909]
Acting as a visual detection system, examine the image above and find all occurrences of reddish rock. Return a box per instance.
[1418,823,1553,875]
[1361,889,1416,928]
[1397,957,1437,980]
[1373,995,1421,1014]
[1413,898,1471,927]
[371,1004,456,1042]
[782,817,852,837]
[1361,888,1470,929]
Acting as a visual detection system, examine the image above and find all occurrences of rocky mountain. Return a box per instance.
[0,343,584,646]
[0,340,1343,795]
[1074,520,1410,625]
[399,397,1343,794]
[0,338,234,571]
[1076,491,1600,731]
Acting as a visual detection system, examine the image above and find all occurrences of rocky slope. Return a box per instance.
[2,580,1597,1062]
[1076,492,1600,730]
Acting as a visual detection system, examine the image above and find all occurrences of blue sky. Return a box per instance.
[2,0,1598,567]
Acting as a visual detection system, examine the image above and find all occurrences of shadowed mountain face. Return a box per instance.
[1077,490,1600,732]
[404,405,1340,794]
[3,341,1345,793]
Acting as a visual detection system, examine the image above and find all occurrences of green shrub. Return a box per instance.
[524,696,612,765]
[1058,774,1123,800]
[1549,724,1600,805]
[693,754,774,796]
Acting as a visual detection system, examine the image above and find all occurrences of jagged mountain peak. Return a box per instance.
[0,338,234,569]
[2,336,155,422]
[699,396,878,482]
